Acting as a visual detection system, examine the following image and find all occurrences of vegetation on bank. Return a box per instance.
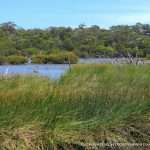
[0,55,7,65]
[0,64,149,149]
[32,52,79,64]
[0,22,150,58]
[146,54,150,60]
[7,55,28,64]
[0,52,79,65]
[0,55,28,65]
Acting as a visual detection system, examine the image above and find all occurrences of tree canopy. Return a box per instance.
[0,22,150,58]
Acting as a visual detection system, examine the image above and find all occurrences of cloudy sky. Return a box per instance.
[0,0,150,29]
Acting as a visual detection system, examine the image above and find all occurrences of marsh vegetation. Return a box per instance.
[0,64,149,149]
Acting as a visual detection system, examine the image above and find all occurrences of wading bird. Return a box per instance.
[4,67,9,76]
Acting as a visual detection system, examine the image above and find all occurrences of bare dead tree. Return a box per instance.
[127,51,134,64]
[126,52,140,66]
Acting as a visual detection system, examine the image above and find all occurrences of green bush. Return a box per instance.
[146,54,150,60]
[32,52,79,64]
[32,55,49,64]
[0,55,7,65]
[95,46,117,57]
[7,56,28,64]
[21,48,40,56]
[49,52,79,64]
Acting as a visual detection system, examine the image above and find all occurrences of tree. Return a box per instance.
[0,21,150,59]
[0,21,16,33]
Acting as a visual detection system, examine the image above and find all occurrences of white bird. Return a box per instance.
[4,67,9,76]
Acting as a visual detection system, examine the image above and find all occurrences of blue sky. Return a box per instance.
[0,0,150,29]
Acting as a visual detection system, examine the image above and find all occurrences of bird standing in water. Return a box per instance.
[4,67,9,76]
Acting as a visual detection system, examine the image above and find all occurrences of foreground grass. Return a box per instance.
[0,64,150,149]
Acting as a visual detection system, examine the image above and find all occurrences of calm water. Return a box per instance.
[80,58,123,63]
[0,58,123,78]
[0,64,69,79]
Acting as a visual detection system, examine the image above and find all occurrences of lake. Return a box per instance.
[0,58,123,78]
[0,64,69,79]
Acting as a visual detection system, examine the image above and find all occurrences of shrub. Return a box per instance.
[7,56,28,64]
[48,52,79,64]
[32,55,49,64]
[32,52,79,64]
[21,48,40,56]
[0,55,7,65]
[146,54,150,60]
[95,46,117,57]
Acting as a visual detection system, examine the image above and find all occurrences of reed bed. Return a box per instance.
[0,64,150,149]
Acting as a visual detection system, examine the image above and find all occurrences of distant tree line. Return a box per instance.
[0,21,150,59]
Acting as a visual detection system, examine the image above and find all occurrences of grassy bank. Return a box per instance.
[0,64,150,149]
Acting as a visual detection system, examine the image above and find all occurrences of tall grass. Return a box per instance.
[0,64,150,149]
